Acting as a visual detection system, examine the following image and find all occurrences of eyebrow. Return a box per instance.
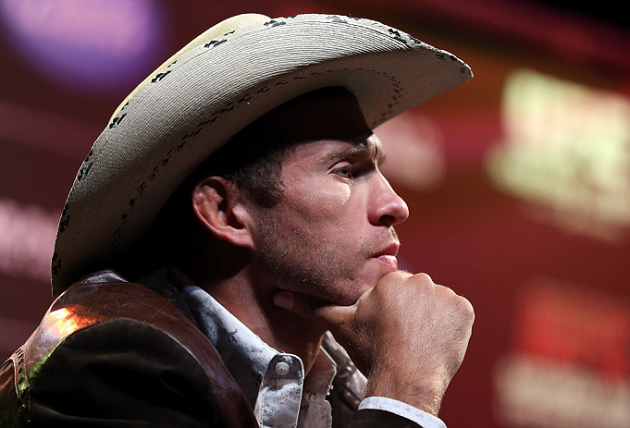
[326,136,387,166]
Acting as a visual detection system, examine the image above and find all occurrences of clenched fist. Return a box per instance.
[273,271,474,416]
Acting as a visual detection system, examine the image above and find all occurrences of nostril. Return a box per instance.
[380,214,396,227]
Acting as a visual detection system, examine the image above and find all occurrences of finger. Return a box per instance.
[273,291,355,328]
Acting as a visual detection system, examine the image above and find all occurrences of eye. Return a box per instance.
[333,165,353,179]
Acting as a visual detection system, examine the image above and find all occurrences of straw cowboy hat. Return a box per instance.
[51,13,472,296]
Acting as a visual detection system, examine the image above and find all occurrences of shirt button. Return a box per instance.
[275,361,290,376]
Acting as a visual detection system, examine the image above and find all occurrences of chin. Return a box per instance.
[331,279,374,306]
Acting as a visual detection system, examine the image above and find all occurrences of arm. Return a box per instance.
[274,271,474,425]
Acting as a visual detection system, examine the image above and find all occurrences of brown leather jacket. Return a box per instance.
[0,270,420,427]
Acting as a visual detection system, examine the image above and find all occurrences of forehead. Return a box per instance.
[286,133,385,165]
[253,87,373,148]
[333,134,385,165]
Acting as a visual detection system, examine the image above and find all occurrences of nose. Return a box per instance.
[369,172,409,227]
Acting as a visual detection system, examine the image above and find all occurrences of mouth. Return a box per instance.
[371,242,400,271]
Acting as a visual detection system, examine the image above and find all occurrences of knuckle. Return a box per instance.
[385,270,410,282]
[405,273,435,292]
[455,295,475,320]
[377,270,409,291]
[413,272,434,284]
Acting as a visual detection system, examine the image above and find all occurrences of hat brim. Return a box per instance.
[51,13,472,295]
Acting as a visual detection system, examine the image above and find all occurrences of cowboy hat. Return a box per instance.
[51,13,472,296]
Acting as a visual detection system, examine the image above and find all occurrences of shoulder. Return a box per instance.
[4,269,256,427]
[22,269,203,375]
[21,270,212,400]
[21,269,240,390]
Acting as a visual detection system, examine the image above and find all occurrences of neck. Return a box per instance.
[190,265,327,375]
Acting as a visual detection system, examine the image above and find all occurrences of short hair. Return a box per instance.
[178,115,292,210]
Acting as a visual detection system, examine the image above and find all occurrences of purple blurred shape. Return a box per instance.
[0,0,167,92]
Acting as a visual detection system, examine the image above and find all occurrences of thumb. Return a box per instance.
[273,291,354,329]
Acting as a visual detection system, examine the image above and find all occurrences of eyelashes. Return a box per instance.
[333,165,354,179]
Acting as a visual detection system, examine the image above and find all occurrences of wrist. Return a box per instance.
[365,367,448,416]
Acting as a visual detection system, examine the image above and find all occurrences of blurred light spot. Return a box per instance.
[493,279,630,428]
[0,198,58,282]
[494,353,630,428]
[487,69,630,242]
[0,0,167,92]
[514,281,629,379]
[376,111,446,189]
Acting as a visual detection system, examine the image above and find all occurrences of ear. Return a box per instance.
[192,176,256,249]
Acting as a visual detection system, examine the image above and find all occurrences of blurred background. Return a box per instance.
[0,0,628,426]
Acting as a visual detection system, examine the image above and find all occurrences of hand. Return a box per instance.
[273,271,474,416]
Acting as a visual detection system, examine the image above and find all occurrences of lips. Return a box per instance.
[373,242,399,257]
[371,241,400,271]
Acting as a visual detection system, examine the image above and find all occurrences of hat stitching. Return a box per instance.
[76,149,95,182]
[151,70,172,83]
[388,29,408,44]
[205,39,227,48]
[264,19,286,28]
[324,15,362,24]
[51,252,60,276]
[108,113,127,129]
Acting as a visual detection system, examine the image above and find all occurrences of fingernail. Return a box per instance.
[273,292,293,310]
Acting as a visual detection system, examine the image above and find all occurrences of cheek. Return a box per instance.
[286,180,352,223]
[314,187,352,221]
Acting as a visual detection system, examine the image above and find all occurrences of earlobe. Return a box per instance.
[192,177,256,249]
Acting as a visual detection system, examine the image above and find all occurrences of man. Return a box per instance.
[0,13,474,428]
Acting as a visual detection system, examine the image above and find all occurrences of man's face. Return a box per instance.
[248,89,409,305]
